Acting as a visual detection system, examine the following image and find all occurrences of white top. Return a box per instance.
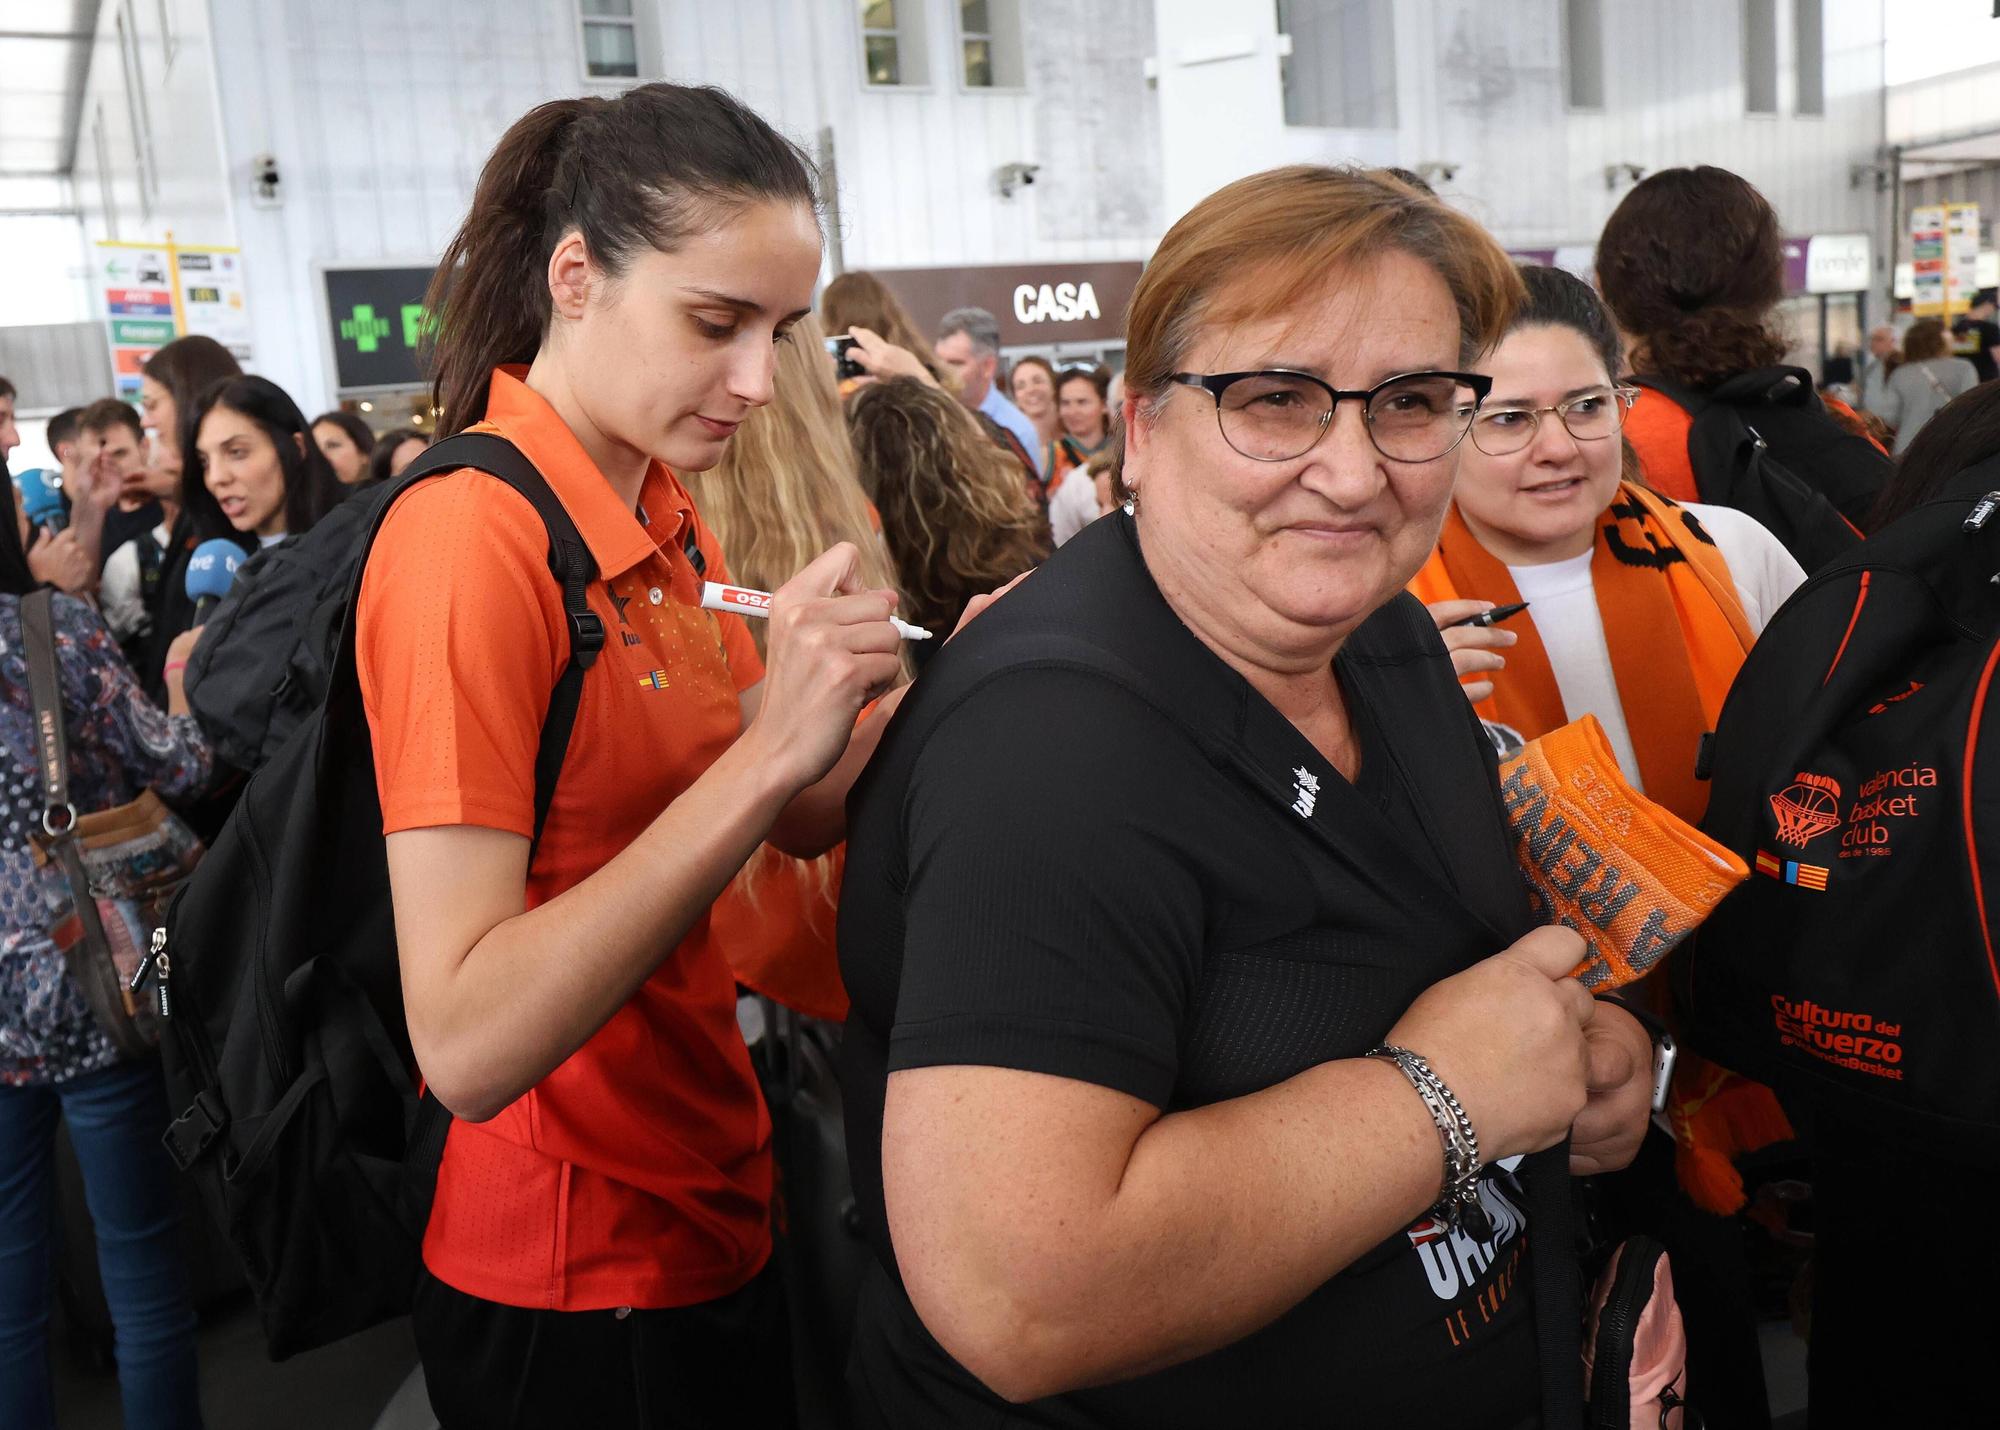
[1048,465,1103,546]
[1503,501,1806,791]
[99,523,171,642]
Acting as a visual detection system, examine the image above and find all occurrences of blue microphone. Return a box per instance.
[184,539,245,623]
[16,468,67,536]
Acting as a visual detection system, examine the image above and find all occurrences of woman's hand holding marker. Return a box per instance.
[703,578,932,643]
[733,545,908,790]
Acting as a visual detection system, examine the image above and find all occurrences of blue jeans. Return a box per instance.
[0,1057,204,1429]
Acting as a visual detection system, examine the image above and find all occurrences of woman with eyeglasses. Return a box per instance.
[837,169,1655,1428]
[1415,264,1804,813]
[1413,263,1804,1430]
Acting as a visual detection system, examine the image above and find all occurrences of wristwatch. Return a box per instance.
[1595,993,1678,1115]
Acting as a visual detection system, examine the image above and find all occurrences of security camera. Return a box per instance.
[251,152,283,207]
[997,162,1041,198]
[1416,161,1459,185]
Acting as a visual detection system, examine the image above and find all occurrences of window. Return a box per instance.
[1794,0,1824,115]
[157,0,179,69]
[115,3,157,219]
[1563,0,1604,110]
[957,0,1024,89]
[961,0,991,85]
[92,103,118,242]
[578,0,639,81]
[1743,0,1778,115]
[1278,0,1398,130]
[860,0,930,88]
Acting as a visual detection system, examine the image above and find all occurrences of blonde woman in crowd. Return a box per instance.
[681,314,908,1020]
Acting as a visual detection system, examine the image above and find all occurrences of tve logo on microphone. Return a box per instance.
[185,539,246,621]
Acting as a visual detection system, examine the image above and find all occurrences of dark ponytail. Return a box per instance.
[1595,166,1789,390]
[425,84,820,434]
[1508,264,1623,379]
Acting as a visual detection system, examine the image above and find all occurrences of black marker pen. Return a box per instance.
[1445,600,1531,630]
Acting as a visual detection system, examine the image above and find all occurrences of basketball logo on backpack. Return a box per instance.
[1770,772,1842,847]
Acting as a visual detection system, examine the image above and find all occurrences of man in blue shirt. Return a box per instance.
[935,307,1046,476]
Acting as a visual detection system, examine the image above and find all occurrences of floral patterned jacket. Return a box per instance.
[0,593,212,1085]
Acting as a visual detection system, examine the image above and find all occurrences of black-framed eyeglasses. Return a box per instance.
[1468,385,1639,456]
[1169,369,1494,464]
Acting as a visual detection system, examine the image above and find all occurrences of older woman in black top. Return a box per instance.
[838,166,1657,1429]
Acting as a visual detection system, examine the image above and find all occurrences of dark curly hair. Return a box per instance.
[846,378,1049,637]
[1595,166,1790,390]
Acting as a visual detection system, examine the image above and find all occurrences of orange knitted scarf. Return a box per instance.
[1411,483,1792,1211]
[1410,482,1756,825]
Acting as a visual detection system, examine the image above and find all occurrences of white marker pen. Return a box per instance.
[700,581,932,642]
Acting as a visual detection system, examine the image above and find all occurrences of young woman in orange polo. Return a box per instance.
[355,84,905,1428]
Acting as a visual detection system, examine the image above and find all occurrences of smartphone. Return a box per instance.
[825,335,864,381]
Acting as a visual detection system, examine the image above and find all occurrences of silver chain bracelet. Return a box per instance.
[1367,1044,1492,1240]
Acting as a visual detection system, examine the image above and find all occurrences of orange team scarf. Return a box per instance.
[1408,481,1756,827]
[1410,483,1791,1212]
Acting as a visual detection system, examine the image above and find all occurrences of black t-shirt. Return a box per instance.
[98,498,164,575]
[1952,315,2000,384]
[838,514,1550,1429]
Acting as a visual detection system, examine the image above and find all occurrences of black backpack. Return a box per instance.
[1635,366,1886,574]
[182,482,396,772]
[1683,458,2000,1160]
[145,434,606,1356]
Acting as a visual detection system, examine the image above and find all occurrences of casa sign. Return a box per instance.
[872,261,1145,346]
[1013,280,1103,325]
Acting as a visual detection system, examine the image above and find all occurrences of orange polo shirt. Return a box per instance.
[358,367,773,1311]
[713,850,850,1023]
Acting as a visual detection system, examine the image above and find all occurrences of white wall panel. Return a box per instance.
[73,0,233,250]
[65,0,1891,407]
[204,0,588,404]
[1163,1,1885,274]
[1887,58,2000,147]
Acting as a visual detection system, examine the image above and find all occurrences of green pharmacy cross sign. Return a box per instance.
[338,303,429,354]
[322,265,439,391]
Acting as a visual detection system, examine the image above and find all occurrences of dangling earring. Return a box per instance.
[1122,485,1138,517]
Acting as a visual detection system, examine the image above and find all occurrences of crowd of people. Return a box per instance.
[1837,287,1999,455]
[2,77,1997,1430]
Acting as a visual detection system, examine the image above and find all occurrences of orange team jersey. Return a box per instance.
[358,366,773,1312]
[713,850,850,1022]
[1625,386,1888,502]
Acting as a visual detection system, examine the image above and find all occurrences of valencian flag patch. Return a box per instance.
[1497,715,1750,990]
[1755,850,1829,890]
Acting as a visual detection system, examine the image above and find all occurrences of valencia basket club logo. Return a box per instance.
[1770,772,1842,848]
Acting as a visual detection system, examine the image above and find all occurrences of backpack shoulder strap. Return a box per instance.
[350,432,606,852]
[1630,373,1709,417]
[354,435,611,1229]
[19,589,69,820]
